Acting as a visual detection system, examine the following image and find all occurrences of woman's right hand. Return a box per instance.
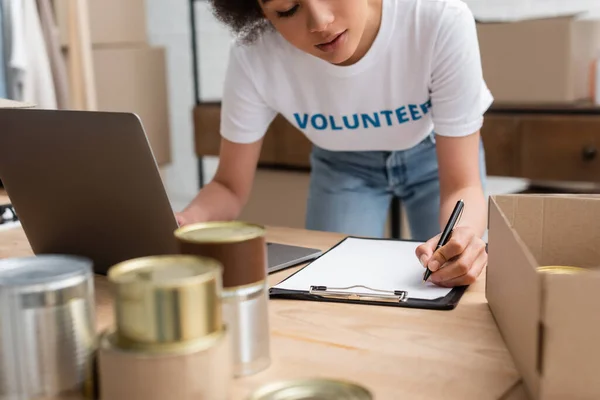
[175,212,188,227]
[174,206,205,227]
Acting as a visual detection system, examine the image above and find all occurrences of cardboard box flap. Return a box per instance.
[494,195,545,263]
[489,195,517,225]
[492,194,600,267]
[487,196,542,398]
[532,194,600,199]
[540,197,600,268]
[540,272,600,398]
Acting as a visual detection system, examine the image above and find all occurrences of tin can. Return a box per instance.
[174,221,271,377]
[247,378,373,400]
[97,255,232,400]
[0,255,96,400]
[537,266,587,275]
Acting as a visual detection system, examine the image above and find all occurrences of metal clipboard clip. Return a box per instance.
[309,285,409,303]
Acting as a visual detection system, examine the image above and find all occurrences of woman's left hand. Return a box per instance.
[415,227,487,287]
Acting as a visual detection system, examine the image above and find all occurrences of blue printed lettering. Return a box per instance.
[420,99,432,115]
[293,101,431,132]
[293,113,309,129]
[329,116,343,131]
[361,113,381,128]
[311,114,328,130]
[395,106,409,124]
[409,104,421,121]
[380,110,394,126]
[343,114,359,129]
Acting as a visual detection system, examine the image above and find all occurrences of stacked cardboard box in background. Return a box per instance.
[476,13,600,104]
[54,0,172,166]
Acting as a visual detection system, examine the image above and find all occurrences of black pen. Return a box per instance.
[423,199,464,282]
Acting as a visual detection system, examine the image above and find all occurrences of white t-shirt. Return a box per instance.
[220,0,494,151]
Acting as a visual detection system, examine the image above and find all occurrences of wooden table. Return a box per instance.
[0,190,529,400]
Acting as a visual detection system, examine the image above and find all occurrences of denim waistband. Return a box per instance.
[310,132,437,170]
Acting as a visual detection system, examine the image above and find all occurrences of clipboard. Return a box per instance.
[269,236,468,311]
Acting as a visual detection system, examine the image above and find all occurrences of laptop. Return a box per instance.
[267,242,322,274]
[0,109,321,274]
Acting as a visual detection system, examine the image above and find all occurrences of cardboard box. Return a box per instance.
[55,0,148,46]
[477,16,600,103]
[487,194,600,399]
[85,46,172,166]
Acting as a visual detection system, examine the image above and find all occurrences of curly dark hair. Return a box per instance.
[209,0,273,43]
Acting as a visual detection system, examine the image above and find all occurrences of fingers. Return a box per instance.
[430,238,487,287]
[175,213,187,227]
[426,228,472,273]
[415,234,440,268]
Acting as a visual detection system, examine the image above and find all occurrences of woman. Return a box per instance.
[177,0,490,287]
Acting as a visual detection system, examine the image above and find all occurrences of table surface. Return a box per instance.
[0,190,529,400]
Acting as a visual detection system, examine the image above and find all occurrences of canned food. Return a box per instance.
[174,221,271,377]
[222,279,271,376]
[98,255,232,400]
[174,221,267,288]
[537,266,587,275]
[0,255,96,399]
[247,378,373,400]
[107,254,224,350]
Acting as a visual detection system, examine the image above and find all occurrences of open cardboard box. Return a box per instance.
[487,194,600,399]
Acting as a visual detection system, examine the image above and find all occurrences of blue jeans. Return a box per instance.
[305,133,487,241]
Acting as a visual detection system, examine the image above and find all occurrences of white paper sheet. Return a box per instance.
[272,237,452,301]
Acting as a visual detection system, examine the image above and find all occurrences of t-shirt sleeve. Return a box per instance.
[429,2,494,137]
[219,43,278,144]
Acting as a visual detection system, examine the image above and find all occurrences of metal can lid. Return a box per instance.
[537,266,587,275]
[174,221,265,244]
[108,255,224,346]
[108,254,222,288]
[0,255,92,294]
[247,378,373,400]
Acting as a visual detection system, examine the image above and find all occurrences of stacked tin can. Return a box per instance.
[175,221,271,377]
[97,254,232,400]
[247,378,374,400]
[0,255,97,400]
